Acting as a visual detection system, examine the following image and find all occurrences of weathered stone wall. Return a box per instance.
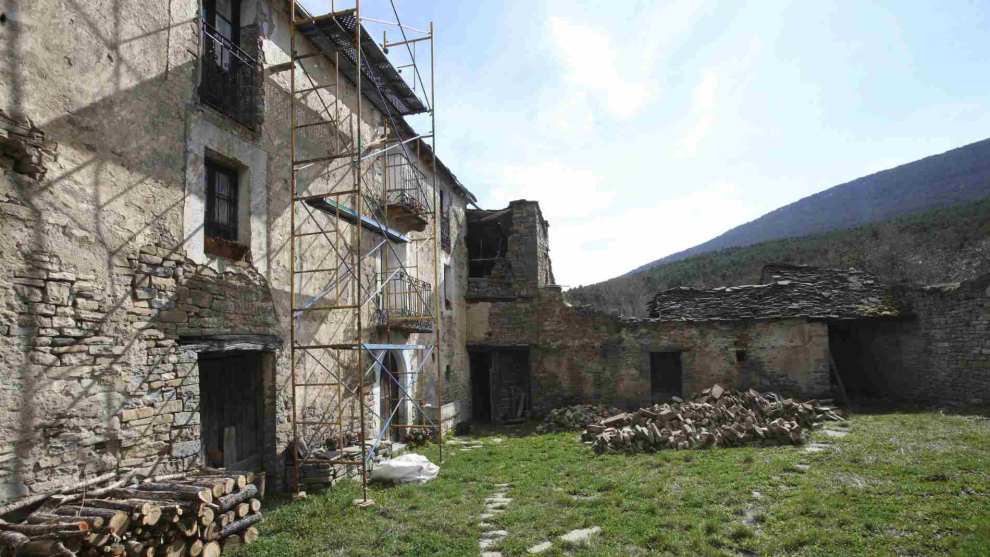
[838,274,990,406]
[467,200,546,300]
[0,0,471,500]
[468,288,830,414]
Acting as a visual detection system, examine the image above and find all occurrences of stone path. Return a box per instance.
[478,483,513,556]
[527,526,602,553]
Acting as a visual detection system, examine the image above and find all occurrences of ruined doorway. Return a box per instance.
[650,352,683,402]
[379,352,402,442]
[199,352,263,468]
[470,352,493,423]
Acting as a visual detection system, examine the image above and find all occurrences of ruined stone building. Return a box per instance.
[0,0,477,500]
[464,201,990,423]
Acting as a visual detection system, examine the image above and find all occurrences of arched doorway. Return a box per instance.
[379,352,402,442]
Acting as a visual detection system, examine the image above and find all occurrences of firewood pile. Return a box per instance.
[535,404,622,433]
[0,468,264,557]
[585,384,844,454]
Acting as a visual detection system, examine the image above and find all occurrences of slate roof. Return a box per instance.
[644,264,899,322]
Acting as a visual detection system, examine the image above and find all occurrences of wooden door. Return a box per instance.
[199,353,261,468]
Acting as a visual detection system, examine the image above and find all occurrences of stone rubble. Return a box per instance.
[535,404,622,433]
[585,384,844,454]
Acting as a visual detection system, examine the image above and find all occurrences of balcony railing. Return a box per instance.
[200,21,259,129]
[384,153,432,222]
[440,208,451,252]
[373,271,435,332]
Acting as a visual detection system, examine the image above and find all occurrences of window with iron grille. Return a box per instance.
[200,0,259,128]
[205,161,239,241]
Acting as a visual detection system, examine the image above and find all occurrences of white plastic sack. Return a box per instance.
[370,453,439,484]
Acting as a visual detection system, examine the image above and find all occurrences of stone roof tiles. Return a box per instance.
[644,264,899,322]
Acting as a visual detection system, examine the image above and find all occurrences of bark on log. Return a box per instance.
[218,513,261,538]
[216,484,258,512]
[243,526,259,545]
[57,472,118,495]
[109,487,211,505]
[52,506,129,534]
[0,518,88,534]
[25,512,104,529]
[190,476,244,491]
[183,481,225,499]
[54,472,139,505]
[15,539,76,557]
[0,493,50,518]
[201,540,220,557]
[136,484,212,504]
[0,530,29,552]
[221,534,243,552]
[141,473,188,484]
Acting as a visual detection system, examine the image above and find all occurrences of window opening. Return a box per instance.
[205,160,239,241]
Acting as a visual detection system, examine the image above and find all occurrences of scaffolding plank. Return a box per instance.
[295,7,358,27]
[294,189,358,202]
[293,153,353,166]
[305,198,411,243]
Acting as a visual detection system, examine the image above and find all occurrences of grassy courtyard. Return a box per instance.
[235,409,990,556]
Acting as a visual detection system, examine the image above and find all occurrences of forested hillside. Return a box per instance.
[568,196,990,317]
[626,137,990,276]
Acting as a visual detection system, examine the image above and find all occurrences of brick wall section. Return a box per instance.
[855,274,990,406]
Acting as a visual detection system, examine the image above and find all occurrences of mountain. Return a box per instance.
[624,137,990,276]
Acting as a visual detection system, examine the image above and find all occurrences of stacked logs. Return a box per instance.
[586,384,844,454]
[0,469,264,556]
[536,404,623,433]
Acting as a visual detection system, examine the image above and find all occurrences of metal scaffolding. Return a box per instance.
[286,0,441,504]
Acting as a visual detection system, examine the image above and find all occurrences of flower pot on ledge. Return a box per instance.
[204,236,253,263]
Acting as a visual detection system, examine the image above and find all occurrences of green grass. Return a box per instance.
[236,410,990,556]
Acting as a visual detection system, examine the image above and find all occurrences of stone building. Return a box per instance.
[464,201,990,423]
[0,0,477,501]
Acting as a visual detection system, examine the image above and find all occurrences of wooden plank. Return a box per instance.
[829,352,850,407]
[223,427,237,469]
[180,334,283,353]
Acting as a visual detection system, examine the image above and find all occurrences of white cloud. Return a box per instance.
[675,73,718,159]
[547,16,654,119]
[549,182,761,287]
[488,161,615,221]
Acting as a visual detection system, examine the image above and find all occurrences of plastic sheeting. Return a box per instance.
[369,453,439,484]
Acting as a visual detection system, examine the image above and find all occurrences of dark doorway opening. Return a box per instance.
[470,352,492,423]
[380,352,402,441]
[650,352,683,402]
[199,352,263,468]
[469,348,531,424]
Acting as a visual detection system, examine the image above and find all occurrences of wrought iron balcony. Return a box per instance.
[200,21,259,129]
[373,271,435,333]
[440,208,451,252]
[383,153,432,232]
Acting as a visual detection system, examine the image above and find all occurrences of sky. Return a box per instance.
[302,0,990,287]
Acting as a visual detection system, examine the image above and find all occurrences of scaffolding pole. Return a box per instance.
[287,0,441,506]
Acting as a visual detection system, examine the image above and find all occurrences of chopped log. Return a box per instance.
[109,487,211,505]
[243,526,259,545]
[187,538,204,557]
[25,512,104,529]
[216,484,258,512]
[63,538,83,553]
[248,499,261,513]
[191,475,244,491]
[0,518,88,534]
[218,513,261,538]
[135,484,212,504]
[178,519,198,537]
[15,539,76,557]
[86,530,112,547]
[52,506,129,534]
[54,472,141,505]
[221,534,243,552]
[199,522,219,542]
[162,538,185,557]
[183,481,225,499]
[57,472,118,495]
[199,507,215,527]
[235,503,250,518]
[75,498,158,519]
[124,540,149,557]
[201,540,221,557]
[0,493,50,518]
[30,529,90,540]
[141,473,188,484]
[0,530,29,552]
